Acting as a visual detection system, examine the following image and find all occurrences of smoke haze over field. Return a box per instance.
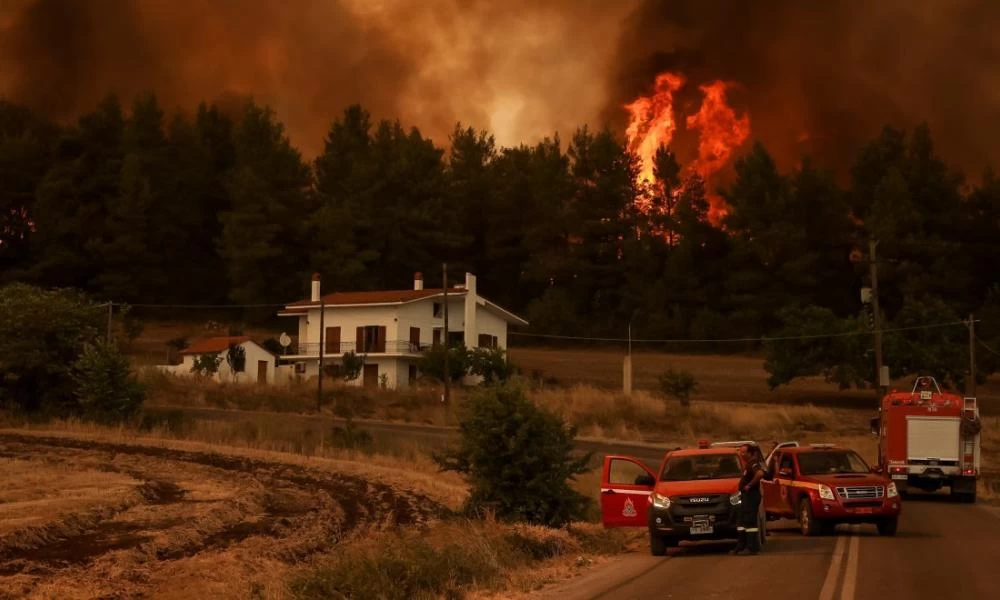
[2,0,1000,173]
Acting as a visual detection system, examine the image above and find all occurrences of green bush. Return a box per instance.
[72,342,145,422]
[341,351,364,381]
[657,368,698,408]
[435,383,591,527]
[191,353,223,377]
[467,347,514,384]
[0,283,104,413]
[418,345,470,382]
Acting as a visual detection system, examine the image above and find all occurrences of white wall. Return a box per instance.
[301,305,400,352]
[170,342,276,384]
[394,296,467,347]
[300,355,416,390]
[476,307,509,349]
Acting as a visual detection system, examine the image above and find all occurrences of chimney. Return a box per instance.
[311,273,321,302]
[414,272,424,291]
[463,272,477,349]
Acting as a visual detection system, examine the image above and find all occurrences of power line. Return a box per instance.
[978,338,1000,357]
[509,319,973,344]
[114,302,288,309]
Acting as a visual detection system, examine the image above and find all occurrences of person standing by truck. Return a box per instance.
[731,445,767,555]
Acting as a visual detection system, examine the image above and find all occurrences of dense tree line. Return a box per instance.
[2,95,1000,387]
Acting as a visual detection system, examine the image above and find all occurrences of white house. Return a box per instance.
[161,336,277,384]
[277,272,528,389]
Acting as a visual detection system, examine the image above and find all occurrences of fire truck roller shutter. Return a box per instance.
[906,416,961,463]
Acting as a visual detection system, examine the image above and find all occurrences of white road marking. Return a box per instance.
[818,534,848,600]
[839,526,861,600]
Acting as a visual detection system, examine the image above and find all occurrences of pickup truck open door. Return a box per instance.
[600,455,656,528]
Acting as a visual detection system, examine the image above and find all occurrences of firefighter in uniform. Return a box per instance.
[731,445,766,555]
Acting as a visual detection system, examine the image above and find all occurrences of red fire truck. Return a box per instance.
[871,376,982,502]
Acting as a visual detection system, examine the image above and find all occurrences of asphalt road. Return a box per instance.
[547,497,1000,600]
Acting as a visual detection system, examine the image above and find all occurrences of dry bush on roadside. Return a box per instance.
[289,519,632,600]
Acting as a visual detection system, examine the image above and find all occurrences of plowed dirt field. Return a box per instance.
[0,432,449,599]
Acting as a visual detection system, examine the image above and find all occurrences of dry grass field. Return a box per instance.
[509,346,1000,412]
[0,429,463,599]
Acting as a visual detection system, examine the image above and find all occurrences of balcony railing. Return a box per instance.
[282,340,430,356]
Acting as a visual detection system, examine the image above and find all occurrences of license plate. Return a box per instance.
[851,507,874,514]
[690,521,713,535]
[891,474,907,480]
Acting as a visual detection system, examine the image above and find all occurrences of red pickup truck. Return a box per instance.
[600,440,767,555]
[762,444,901,535]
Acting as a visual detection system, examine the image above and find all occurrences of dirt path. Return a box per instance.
[0,433,448,599]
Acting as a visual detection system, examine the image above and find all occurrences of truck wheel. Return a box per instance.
[877,517,898,536]
[650,533,676,556]
[799,498,820,536]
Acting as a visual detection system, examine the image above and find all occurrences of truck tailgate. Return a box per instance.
[906,416,960,461]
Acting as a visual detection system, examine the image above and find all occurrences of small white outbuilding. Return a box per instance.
[167,336,276,384]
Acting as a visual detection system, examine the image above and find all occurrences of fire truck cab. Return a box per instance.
[872,376,981,502]
[599,440,766,556]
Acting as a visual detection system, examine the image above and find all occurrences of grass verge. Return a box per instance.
[289,519,635,600]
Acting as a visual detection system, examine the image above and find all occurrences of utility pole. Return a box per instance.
[317,297,325,413]
[106,302,113,345]
[869,239,885,397]
[442,263,450,405]
[968,313,977,398]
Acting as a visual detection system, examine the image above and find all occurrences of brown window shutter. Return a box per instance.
[377,326,386,353]
[433,329,441,347]
[356,326,364,352]
[409,327,420,351]
[326,327,341,354]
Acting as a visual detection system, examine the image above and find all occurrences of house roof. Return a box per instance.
[279,286,528,326]
[282,288,467,312]
[181,336,252,355]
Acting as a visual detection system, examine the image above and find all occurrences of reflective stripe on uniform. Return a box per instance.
[744,527,759,532]
[737,527,745,531]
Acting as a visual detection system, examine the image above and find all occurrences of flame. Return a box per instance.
[624,73,685,184]
[685,81,750,223]
[624,73,750,225]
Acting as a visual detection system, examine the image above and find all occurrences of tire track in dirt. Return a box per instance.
[0,433,449,597]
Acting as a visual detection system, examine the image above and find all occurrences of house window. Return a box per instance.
[477,334,498,349]
[356,325,386,353]
[433,302,443,318]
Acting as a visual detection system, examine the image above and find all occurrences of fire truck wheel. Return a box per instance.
[649,534,676,556]
[798,499,820,536]
[876,517,898,536]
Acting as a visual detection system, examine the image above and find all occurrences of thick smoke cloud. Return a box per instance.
[0,0,630,155]
[610,0,1000,176]
[3,0,1000,175]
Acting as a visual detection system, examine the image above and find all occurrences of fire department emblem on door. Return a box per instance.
[622,497,637,517]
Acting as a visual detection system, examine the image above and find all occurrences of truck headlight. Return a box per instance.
[652,493,671,509]
[729,493,742,506]
[818,484,835,500]
[886,483,898,498]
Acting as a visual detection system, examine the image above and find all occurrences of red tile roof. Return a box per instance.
[283,288,466,311]
[180,336,251,355]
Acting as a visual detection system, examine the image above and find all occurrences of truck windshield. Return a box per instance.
[797,451,869,475]
[660,454,742,481]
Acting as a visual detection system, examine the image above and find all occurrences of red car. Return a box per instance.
[762,443,901,535]
[600,441,767,556]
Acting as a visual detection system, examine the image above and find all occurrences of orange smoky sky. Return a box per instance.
[3,0,1000,176]
[0,0,634,156]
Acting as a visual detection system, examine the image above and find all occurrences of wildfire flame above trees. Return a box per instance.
[624,72,750,224]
